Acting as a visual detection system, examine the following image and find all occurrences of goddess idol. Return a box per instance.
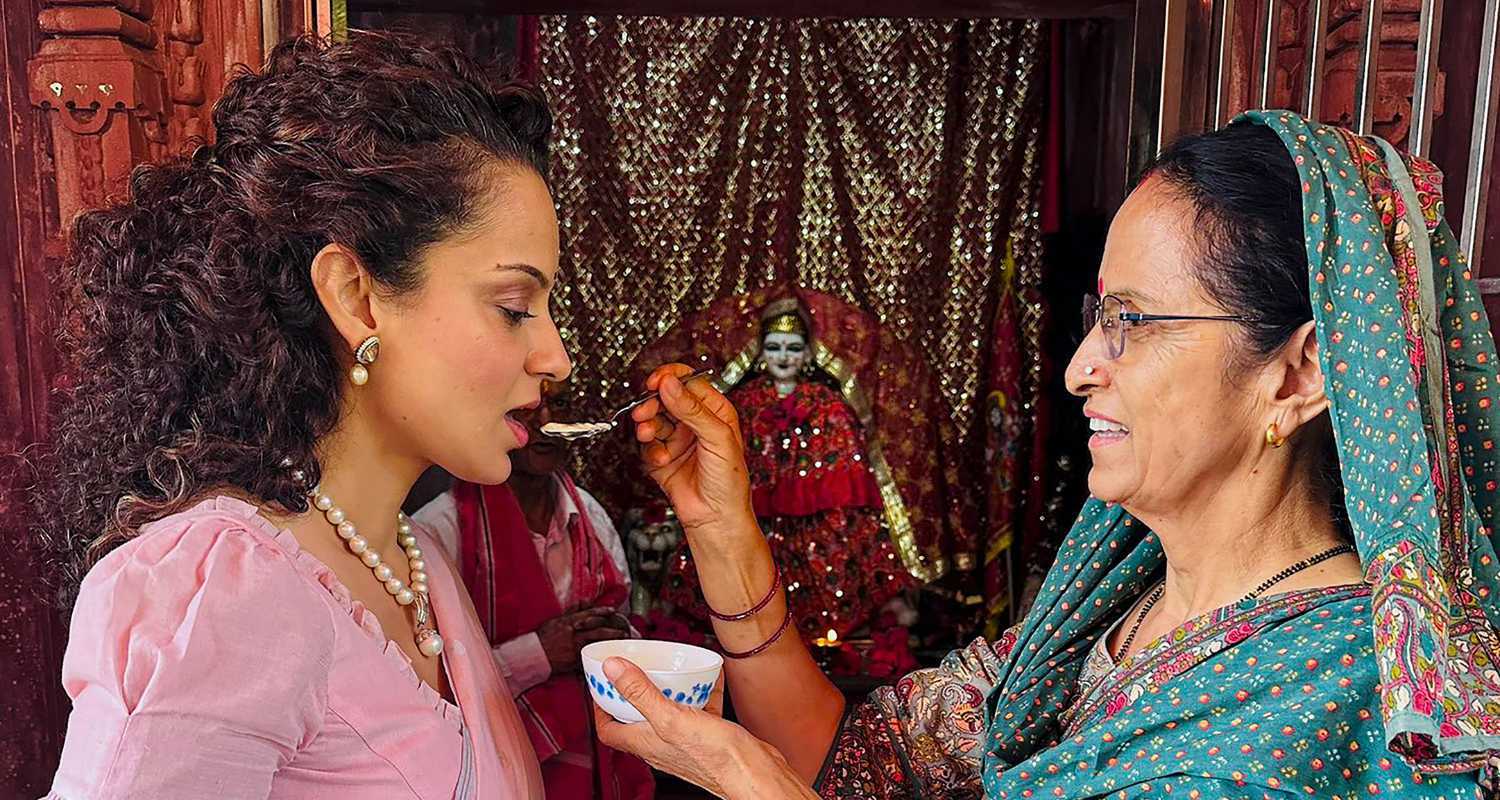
[660,298,911,641]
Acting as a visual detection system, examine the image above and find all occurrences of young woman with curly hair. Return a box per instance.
[38,31,564,798]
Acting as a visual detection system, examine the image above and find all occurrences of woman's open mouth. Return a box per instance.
[504,412,530,447]
[1087,416,1129,448]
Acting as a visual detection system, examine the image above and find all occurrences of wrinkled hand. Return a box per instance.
[631,364,756,539]
[593,657,814,800]
[536,608,630,676]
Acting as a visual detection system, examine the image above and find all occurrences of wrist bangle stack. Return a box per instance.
[706,562,781,621]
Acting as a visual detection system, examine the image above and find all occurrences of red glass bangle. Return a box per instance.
[706,562,781,622]
[720,606,793,660]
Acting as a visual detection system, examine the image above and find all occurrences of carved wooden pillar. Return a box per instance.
[2,2,67,794]
[5,2,277,795]
[27,0,273,227]
[168,0,212,147]
[1233,0,1443,149]
[1314,0,1443,148]
[28,1,170,226]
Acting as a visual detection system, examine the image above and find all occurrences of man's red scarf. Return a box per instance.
[453,474,652,799]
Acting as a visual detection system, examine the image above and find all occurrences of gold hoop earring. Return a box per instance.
[1265,422,1286,449]
[350,335,380,386]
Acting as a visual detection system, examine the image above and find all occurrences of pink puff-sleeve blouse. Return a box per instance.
[46,496,544,799]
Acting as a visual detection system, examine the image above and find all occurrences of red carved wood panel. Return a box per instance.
[1226,0,1500,331]
[1,0,69,794]
[3,0,279,794]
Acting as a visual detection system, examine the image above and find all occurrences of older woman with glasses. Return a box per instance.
[590,111,1500,799]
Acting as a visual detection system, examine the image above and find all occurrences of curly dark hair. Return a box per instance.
[27,31,551,605]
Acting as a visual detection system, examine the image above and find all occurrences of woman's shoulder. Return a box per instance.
[88,495,297,578]
[75,495,336,653]
[60,495,337,768]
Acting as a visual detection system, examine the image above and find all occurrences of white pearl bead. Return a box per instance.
[350,364,369,386]
[312,495,436,618]
[418,634,444,657]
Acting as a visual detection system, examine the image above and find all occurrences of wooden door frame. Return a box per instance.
[4,0,293,793]
[2,0,68,793]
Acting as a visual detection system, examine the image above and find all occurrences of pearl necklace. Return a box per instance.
[309,486,444,658]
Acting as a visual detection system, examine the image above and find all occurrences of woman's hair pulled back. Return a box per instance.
[30,30,551,603]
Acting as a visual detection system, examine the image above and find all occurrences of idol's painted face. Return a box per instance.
[762,332,807,382]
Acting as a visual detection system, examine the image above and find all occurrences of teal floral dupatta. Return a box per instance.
[813,113,1500,798]
[1240,111,1500,771]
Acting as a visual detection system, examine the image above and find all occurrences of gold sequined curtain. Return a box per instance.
[539,16,1047,595]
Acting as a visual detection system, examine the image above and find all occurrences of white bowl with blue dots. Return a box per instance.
[582,639,723,723]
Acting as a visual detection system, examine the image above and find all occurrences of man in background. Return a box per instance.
[414,387,653,799]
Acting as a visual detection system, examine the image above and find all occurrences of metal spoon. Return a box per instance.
[540,370,714,442]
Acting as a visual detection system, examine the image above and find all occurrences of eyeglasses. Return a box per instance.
[1082,293,1250,360]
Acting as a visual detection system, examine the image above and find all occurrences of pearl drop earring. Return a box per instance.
[350,336,380,386]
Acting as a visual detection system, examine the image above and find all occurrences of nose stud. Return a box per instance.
[1083,365,1096,376]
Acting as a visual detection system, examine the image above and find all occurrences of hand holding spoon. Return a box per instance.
[541,370,715,442]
